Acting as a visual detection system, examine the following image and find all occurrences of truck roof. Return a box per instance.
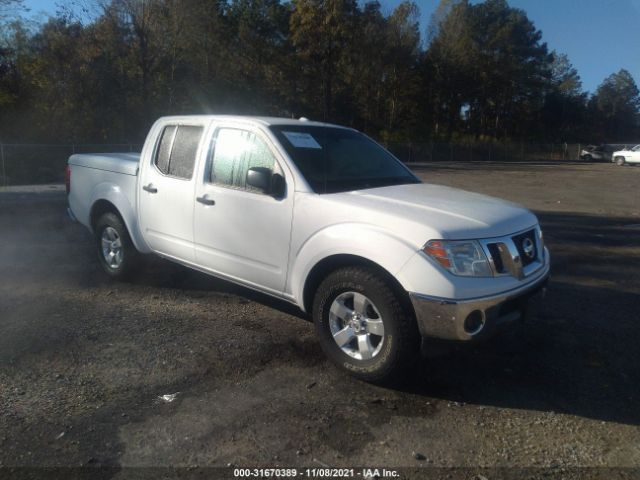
[155,115,349,129]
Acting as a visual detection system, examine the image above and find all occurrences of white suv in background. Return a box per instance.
[612,145,640,166]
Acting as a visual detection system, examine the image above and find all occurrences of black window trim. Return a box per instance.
[152,122,205,182]
[204,124,286,196]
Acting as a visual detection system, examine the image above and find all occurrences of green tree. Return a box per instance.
[426,0,551,140]
[550,52,582,97]
[290,0,359,121]
[591,69,640,141]
[0,0,26,20]
[226,0,293,114]
[0,2,27,124]
[540,52,587,141]
[424,0,474,138]
[382,1,422,139]
[106,0,162,125]
[4,0,639,149]
[16,18,88,141]
[348,1,387,132]
[348,1,422,139]
[426,0,457,42]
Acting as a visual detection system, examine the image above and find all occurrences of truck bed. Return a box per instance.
[67,153,141,236]
[68,153,141,176]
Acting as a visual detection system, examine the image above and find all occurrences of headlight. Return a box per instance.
[423,240,493,277]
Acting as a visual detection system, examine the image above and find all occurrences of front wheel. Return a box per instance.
[95,212,140,280]
[615,156,626,166]
[312,266,420,384]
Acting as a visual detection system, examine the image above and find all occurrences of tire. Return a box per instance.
[583,154,592,162]
[95,212,140,280]
[615,156,626,166]
[312,266,420,384]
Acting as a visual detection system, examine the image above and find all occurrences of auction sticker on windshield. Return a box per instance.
[282,131,322,149]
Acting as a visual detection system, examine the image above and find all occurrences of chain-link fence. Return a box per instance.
[0,142,583,187]
[385,142,583,164]
[0,144,142,186]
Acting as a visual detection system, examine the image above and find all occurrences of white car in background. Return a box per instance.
[612,145,640,166]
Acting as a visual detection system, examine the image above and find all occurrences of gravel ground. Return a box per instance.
[0,161,639,479]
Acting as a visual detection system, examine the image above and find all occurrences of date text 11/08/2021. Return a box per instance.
[233,468,400,478]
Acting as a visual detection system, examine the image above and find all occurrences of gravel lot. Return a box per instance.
[1,162,639,478]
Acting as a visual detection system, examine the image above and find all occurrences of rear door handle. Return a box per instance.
[143,184,158,194]
[196,195,215,206]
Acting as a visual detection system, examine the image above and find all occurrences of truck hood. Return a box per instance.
[332,183,538,240]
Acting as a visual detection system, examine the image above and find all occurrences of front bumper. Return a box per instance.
[409,267,549,341]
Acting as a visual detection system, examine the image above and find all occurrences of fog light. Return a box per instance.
[464,310,485,335]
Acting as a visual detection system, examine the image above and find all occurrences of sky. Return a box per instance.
[22,0,640,94]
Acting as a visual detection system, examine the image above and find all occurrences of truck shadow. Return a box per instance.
[133,255,310,320]
[406,211,640,425]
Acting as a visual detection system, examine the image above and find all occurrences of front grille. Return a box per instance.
[512,229,537,266]
[486,243,505,273]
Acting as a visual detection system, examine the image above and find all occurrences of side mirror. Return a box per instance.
[246,167,286,198]
[247,167,272,193]
[271,173,286,198]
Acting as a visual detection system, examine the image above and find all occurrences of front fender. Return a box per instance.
[90,182,151,254]
[288,223,419,309]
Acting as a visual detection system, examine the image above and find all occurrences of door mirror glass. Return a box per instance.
[246,167,272,193]
[271,173,286,198]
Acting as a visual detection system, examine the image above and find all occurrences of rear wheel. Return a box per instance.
[312,266,420,384]
[615,156,626,166]
[95,212,140,280]
[582,154,592,162]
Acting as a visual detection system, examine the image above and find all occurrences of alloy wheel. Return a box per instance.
[328,291,385,360]
[101,226,123,269]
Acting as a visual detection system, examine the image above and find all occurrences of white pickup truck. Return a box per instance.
[67,115,550,382]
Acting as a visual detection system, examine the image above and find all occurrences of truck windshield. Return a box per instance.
[269,126,420,194]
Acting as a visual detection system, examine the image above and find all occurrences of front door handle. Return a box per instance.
[143,184,158,194]
[196,195,215,206]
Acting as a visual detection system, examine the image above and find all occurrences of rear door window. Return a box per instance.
[154,125,177,175]
[153,125,204,180]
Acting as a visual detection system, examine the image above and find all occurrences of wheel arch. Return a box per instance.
[301,254,415,321]
[90,199,122,230]
[89,196,149,253]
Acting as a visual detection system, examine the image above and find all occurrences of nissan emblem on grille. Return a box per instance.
[522,237,535,259]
